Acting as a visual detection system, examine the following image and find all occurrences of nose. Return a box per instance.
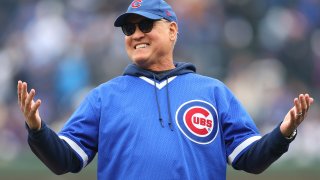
[131,24,145,39]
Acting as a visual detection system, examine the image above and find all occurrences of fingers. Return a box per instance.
[279,93,314,137]
[21,82,28,110]
[299,94,308,114]
[294,97,302,116]
[293,93,314,122]
[17,81,42,130]
[24,89,35,116]
[17,81,41,116]
[30,99,41,117]
[17,81,28,110]
[17,80,22,105]
[305,94,314,107]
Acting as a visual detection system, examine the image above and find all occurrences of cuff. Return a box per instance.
[274,122,296,144]
[25,121,47,137]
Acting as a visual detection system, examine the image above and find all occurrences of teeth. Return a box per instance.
[135,44,148,49]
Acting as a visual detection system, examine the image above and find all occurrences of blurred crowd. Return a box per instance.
[0,0,319,167]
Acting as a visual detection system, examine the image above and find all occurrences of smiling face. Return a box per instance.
[124,14,178,71]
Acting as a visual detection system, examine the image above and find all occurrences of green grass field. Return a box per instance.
[1,152,319,180]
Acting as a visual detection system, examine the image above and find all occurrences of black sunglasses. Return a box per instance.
[121,19,162,36]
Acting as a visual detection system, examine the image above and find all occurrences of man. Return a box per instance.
[17,0,314,179]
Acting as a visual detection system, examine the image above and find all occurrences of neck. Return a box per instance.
[135,57,175,71]
[146,62,175,71]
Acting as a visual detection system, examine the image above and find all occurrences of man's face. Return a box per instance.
[124,15,175,70]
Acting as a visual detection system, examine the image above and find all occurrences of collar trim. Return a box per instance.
[139,76,177,89]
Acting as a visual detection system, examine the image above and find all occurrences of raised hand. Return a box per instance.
[280,94,314,137]
[17,81,42,131]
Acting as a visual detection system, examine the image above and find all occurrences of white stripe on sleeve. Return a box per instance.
[228,136,262,164]
[59,135,89,168]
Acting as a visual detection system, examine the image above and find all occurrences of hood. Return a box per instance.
[123,62,196,81]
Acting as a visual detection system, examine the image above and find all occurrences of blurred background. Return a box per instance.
[0,0,319,179]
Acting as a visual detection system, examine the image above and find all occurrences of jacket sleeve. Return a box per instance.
[232,123,296,174]
[27,121,82,175]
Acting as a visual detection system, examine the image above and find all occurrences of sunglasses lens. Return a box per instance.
[122,24,136,36]
[121,19,155,36]
[139,20,154,33]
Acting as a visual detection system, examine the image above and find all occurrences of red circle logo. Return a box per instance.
[184,107,213,136]
[176,100,219,144]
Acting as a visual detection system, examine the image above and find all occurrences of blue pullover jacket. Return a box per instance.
[27,62,295,179]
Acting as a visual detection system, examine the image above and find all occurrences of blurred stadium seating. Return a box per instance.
[0,0,319,179]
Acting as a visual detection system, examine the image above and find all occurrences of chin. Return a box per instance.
[132,56,149,66]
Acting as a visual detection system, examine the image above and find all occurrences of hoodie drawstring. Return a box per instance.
[152,74,174,131]
[166,77,174,131]
[153,74,164,127]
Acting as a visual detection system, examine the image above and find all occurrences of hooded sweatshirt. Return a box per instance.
[27,62,295,180]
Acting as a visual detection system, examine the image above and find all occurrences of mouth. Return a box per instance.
[134,43,150,49]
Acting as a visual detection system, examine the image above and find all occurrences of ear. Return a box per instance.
[169,22,178,41]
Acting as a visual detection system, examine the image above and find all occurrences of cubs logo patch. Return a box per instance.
[175,100,219,144]
[131,0,142,8]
